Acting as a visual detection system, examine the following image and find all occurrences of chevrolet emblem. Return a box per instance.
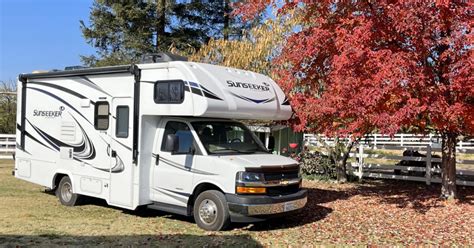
[280,180,289,185]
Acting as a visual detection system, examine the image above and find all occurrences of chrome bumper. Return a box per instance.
[226,189,307,219]
[246,197,307,215]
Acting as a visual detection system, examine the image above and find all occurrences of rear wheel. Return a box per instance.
[193,190,230,231]
[56,176,81,206]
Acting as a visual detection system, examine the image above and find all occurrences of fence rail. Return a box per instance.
[304,133,474,150]
[347,144,474,187]
[0,134,15,159]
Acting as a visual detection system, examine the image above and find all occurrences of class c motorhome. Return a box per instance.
[14,53,307,231]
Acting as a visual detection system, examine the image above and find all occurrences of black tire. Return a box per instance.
[193,190,230,231]
[56,176,81,206]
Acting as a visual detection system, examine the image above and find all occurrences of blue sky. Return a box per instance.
[0,0,95,82]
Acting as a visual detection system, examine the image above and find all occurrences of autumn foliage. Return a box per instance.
[237,1,473,198]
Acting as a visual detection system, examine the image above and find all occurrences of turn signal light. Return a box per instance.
[236,186,266,194]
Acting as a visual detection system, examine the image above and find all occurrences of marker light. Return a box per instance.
[236,186,266,194]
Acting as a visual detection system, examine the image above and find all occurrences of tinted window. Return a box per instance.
[161,121,194,154]
[154,80,184,103]
[94,102,109,130]
[115,106,129,138]
[192,121,267,154]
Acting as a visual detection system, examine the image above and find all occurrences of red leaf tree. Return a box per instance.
[238,1,473,199]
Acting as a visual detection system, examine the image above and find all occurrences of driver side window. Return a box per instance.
[226,126,249,143]
[161,121,196,154]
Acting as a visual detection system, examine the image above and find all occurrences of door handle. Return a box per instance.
[111,150,117,158]
[154,153,159,165]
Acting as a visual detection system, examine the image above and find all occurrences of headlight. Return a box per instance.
[236,171,264,182]
[235,171,266,194]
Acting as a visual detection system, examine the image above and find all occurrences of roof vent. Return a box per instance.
[141,52,188,63]
[64,65,88,71]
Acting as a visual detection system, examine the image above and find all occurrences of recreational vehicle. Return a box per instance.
[14,53,307,231]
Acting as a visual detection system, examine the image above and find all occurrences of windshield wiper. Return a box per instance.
[243,147,269,153]
[212,148,255,154]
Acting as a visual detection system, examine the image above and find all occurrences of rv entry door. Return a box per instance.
[109,97,134,208]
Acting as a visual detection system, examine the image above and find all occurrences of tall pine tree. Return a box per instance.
[80,0,243,67]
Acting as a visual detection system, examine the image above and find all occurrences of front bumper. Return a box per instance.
[226,189,307,222]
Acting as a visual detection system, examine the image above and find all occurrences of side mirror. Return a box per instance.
[164,134,179,153]
[267,136,275,152]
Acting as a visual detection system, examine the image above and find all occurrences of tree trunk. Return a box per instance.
[336,160,347,183]
[223,0,230,40]
[156,0,166,50]
[337,140,355,183]
[440,133,457,200]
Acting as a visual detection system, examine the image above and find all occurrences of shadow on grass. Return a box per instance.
[42,188,335,231]
[349,179,474,214]
[241,179,474,231]
[236,187,337,231]
[41,178,474,232]
[0,234,262,247]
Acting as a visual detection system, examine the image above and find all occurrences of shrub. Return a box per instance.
[293,150,336,179]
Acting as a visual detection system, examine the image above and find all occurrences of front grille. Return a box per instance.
[264,167,300,196]
[266,184,300,196]
[264,171,299,181]
[244,164,301,196]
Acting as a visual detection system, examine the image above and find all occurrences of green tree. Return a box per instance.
[0,80,16,134]
[81,0,245,66]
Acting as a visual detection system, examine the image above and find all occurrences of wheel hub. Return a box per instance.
[198,199,218,225]
[61,182,72,202]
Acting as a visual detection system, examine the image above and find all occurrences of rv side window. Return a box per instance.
[94,102,109,130]
[115,106,129,138]
[154,80,184,104]
[161,121,195,154]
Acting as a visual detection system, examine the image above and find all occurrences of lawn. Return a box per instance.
[1,160,473,246]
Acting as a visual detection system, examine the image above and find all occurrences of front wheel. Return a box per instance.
[193,190,230,231]
[56,176,81,206]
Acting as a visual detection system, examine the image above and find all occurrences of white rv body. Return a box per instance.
[14,60,306,230]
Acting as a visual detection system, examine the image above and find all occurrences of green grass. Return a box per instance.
[0,160,260,247]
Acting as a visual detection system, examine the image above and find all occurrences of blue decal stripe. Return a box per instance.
[186,81,223,101]
[263,97,276,103]
[190,87,202,96]
[230,92,273,104]
[200,85,223,100]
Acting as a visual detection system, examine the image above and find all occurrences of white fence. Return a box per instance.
[304,133,474,150]
[347,144,474,186]
[0,134,15,159]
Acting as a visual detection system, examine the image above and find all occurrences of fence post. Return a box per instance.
[400,134,404,147]
[358,144,364,181]
[425,144,432,185]
[373,134,377,150]
[7,136,11,150]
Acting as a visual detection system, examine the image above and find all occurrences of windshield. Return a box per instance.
[191,121,268,155]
